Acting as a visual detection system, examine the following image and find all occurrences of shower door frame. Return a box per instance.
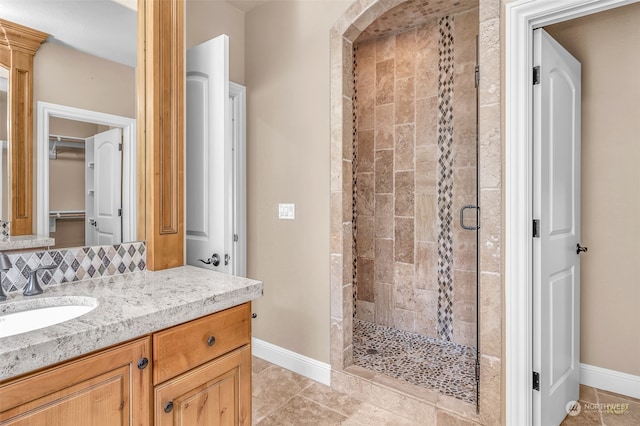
[504,0,638,424]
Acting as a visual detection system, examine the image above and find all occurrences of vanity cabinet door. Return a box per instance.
[154,345,251,426]
[0,337,151,425]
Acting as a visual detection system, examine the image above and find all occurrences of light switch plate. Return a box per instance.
[278,203,295,220]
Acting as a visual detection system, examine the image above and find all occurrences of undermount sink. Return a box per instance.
[0,296,99,338]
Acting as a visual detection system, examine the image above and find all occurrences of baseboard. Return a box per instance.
[581,363,640,399]
[252,337,331,386]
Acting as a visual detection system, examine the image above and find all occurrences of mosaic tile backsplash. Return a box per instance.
[0,221,9,239]
[1,242,146,295]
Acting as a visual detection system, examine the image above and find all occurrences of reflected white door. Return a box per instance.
[186,35,231,273]
[533,28,582,426]
[93,127,122,245]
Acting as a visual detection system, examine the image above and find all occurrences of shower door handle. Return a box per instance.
[460,205,480,230]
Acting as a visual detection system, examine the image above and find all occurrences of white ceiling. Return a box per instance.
[0,0,275,69]
[0,0,137,67]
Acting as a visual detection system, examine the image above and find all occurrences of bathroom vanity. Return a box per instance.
[0,265,263,425]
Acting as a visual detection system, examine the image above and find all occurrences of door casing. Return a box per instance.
[504,0,639,424]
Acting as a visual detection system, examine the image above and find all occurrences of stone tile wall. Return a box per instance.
[353,7,478,348]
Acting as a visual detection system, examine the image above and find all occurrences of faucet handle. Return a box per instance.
[23,264,58,296]
[23,270,45,296]
[36,264,58,272]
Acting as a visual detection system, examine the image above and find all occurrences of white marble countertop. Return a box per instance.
[0,265,263,381]
[0,235,55,251]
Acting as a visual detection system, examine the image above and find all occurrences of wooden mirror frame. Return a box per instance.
[0,1,184,268]
[139,0,184,270]
[0,19,48,236]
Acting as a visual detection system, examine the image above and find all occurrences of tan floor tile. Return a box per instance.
[252,365,314,421]
[300,382,363,417]
[252,356,272,374]
[436,409,481,425]
[341,403,420,425]
[597,392,640,426]
[597,389,640,404]
[579,384,599,403]
[256,395,347,425]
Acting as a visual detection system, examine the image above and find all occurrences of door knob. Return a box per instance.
[576,243,588,254]
[198,253,221,266]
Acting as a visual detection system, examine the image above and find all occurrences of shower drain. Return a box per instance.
[366,348,379,355]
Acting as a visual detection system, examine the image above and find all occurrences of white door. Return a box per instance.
[229,82,247,277]
[532,28,582,426]
[186,35,232,273]
[93,127,122,245]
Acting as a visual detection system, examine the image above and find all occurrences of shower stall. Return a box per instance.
[349,1,480,405]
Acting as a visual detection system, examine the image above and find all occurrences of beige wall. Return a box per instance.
[245,0,351,363]
[34,42,135,118]
[186,0,245,84]
[546,3,640,377]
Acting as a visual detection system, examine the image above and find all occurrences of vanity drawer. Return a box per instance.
[153,302,251,384]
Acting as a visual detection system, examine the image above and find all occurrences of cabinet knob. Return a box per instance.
[137,357,149,370]
[163,401,174,413]
[207,336,216,347]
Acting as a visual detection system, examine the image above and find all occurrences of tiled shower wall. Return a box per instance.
[353,7,478,348]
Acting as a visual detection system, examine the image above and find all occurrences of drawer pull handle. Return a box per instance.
[137,357,149,370]
[207,336,216,347]
[164,401,174,413]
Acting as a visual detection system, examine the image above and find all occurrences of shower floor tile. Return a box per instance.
[353,319,477,404]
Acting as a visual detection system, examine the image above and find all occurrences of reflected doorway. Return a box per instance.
[36,102,136,248]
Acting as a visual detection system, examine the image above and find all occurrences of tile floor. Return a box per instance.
[252,357,420,425]
[353,319,477,403]
[560,385,640,426]
[253,356,640,425]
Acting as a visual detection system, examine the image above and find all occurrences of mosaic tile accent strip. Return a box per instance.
[353,319,477,403]
[352,44,359,319]
[436,15,455,342]
[1,242,146,294]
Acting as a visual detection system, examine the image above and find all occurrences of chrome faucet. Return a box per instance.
[23,264,58,296]
[0,252,12,301]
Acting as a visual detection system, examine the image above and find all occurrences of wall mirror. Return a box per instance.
[0,0,141,248]
[0,70,7,222]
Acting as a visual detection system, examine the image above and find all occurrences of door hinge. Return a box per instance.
[474,65,480,88]
[533,219,540,238]
[233,234,239,242]
[118,208,122,217]
[533,66,541,85]
[533,371,540,391]
[118,143,123,151]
